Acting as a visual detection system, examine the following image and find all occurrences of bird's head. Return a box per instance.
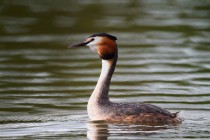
[69,33,117,60]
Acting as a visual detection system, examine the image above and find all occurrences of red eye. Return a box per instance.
[85,38,94,44]
[90,38,95,42]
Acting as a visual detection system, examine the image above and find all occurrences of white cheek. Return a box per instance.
[87,37,102,51]
[87,41,97,51]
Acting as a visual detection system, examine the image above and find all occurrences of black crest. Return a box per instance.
[89,33,117,40]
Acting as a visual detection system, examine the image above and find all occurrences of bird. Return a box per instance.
[69,33,182,125]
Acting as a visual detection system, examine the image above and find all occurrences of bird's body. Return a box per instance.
[70,33,182,125]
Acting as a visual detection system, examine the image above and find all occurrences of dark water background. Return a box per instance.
[1,0,210,139]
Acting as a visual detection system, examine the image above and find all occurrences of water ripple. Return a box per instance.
[1,0,210,139]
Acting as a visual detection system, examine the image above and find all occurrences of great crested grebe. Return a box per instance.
[69,33,182,125]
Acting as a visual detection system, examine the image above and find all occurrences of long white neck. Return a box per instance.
[88,53,118,105]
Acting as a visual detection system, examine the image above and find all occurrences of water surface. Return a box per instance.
[1,0,210,139]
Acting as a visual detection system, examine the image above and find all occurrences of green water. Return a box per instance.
[1,0,210,139]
